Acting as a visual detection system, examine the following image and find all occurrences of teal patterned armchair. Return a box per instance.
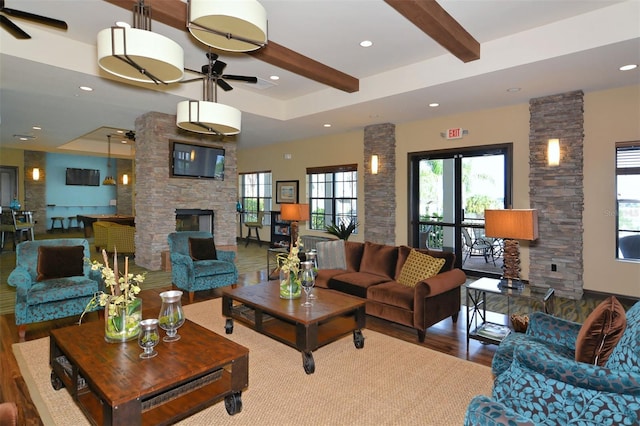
[464,301,640,426]
[7,239,102,340]
[167,231,238,303]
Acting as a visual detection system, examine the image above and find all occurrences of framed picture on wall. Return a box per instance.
[276,180,299,204]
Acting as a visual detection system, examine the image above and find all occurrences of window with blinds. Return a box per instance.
[616,142,640,260]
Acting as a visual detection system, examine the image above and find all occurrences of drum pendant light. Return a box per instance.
[97,0,184,84]
[188,0,267,52]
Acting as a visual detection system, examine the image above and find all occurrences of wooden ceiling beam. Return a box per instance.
[103,0,359,93]
[384,0,480,63]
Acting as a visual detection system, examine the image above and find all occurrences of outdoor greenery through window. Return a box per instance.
[616,142,640,260]
[307,164,358,232]
[239,172,272,225]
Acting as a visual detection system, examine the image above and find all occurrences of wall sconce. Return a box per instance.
[371,154,379,174]
[32,168,40,181]
[122,174,129,185]
[548,139,560,166]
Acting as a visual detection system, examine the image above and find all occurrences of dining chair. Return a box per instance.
[11,210,35,244]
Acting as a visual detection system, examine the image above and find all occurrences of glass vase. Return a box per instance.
[279,269,301,299]
[104,297,142,343]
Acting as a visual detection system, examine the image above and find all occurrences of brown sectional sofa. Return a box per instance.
[315,241,467,342]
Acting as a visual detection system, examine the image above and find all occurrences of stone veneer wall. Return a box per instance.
[116,158,134,215]
[23,151,47,235]
[134,112,238,271]
[529,90,584,299]
[364,123,396,245]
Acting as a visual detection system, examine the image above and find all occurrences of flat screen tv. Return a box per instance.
[66,168,100,186]
[170,141,225,180]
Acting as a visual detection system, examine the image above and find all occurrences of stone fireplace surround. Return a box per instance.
[134,112,238,271]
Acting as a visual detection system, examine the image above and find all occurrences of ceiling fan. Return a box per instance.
[0,0,68,39]
[184,52,258,93]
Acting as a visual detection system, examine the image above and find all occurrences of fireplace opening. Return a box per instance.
[175,209,214,234]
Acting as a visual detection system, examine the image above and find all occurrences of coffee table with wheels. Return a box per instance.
[222,281,366,374]
[49,316,249,425]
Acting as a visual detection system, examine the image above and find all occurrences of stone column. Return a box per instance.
[23,151,47,235]
[364,123,396,245]
[529,90,584,299]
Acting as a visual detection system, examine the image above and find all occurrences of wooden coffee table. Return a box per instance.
[222,281,366,374]
[49,317,249,425]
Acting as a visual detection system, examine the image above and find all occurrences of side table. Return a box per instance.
[466,277,555,351]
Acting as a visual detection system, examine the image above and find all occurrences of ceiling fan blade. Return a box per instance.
[211,60,226,76]
[0,15,30,39]
[2,7,68,30]
[222,75,258,84]
[217,79,233,92]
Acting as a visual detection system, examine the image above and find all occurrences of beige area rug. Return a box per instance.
[13,298,492,426]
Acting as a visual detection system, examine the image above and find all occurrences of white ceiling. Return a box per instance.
[1,0,639,158]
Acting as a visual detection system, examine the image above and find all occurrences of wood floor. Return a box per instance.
[1,270,498,425]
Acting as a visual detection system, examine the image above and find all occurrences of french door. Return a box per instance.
[408,144,512,275]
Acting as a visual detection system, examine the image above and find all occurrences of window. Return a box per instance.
[239,172,272,224]
[616,142,640,260]
[307,164,358,231]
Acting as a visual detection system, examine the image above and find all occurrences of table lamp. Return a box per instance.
[280,203,310,247]
[484,209,538,289]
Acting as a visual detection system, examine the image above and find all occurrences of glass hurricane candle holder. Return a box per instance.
[138,318,160,359]
[158,290,185,342]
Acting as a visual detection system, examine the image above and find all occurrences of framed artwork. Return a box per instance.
[276,180,299,204]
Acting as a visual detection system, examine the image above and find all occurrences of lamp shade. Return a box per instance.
[97,27,184,84]
[176,100,241,135]
[281,204,310,221]
[189,0,268,52]
[484,209,539,241]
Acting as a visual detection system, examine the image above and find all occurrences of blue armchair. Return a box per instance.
[7,239,102,340]
[167,231,238,303]
[465,301,640,426]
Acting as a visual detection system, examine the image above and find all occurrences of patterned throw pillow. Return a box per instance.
[575,296,626,366]
[316,239,347,270]
[397,249,445,288]
[189,237,217,260]
[37,245,85,281]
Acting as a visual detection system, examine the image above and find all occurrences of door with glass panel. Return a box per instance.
[409,145,511,275]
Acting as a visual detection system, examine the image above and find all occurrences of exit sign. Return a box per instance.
[446,128,463,139]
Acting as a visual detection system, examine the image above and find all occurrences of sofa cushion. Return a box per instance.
[575,296,626,366]
[36,245,84,281]
[316,239,347,270]
[344,241,364,272]
[367,281,414,310]
[189,237,217,260]
[329,272,391,298]
[396,249,446,288]
[359,242,397,279]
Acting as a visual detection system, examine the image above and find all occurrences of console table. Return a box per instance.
[466,277,554,351]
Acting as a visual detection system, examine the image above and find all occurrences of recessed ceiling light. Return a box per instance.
[116,130,124,133]
[620,64,638,71]
[507,87,521,92]
[323,123,332,128]
[32,126,41,130]
[428,103,439,107]
[360,40,373,48]
[79,86,93,92]
[270,75,280,80]
[14,134,35,141]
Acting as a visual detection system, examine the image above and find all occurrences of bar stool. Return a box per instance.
[244,211,265,247]
[67,216,79,231]
[50,216,66,233]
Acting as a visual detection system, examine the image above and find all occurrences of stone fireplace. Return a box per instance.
[176,209,214,233]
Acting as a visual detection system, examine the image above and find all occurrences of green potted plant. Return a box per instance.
[325,218,359,240]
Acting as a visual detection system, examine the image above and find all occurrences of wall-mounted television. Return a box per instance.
[66,168,100,186]
[170,141,225,180]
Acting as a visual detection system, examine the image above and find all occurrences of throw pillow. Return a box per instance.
[316,239,347,270]
[37,245,85,281]
[396,249,446,288]
[575,296,627,366]
[189,237,217,260]
[359,242,398,279]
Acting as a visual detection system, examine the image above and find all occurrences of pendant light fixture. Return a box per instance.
[187,0,268,53]
[176,53,242,135]
[103,135,116,186]
[97,0,184,84]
